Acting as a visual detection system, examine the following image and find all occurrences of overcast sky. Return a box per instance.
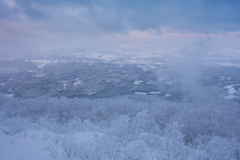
[0,0,240,55]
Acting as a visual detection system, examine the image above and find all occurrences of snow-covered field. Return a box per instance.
[0,129,111,160]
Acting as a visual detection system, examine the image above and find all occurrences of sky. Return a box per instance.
[0,0,240,55]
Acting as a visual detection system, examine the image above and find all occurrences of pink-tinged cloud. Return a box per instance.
[0,0,240,54]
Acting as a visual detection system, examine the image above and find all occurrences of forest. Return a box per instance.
[0,93,239,159]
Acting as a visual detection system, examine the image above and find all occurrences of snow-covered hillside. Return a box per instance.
[0,95,239,160]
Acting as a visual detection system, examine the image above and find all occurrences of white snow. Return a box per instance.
[0,129,57,160]
[99,54,117,61]
[86,53,117,61]
[147,64,157,69]
[88,92,96,95]
[166,80,177,84]
[126,59,148,64]
[31,60,71,68]
[225,95,236,100]
[63,84,67,90]
[31,60,59,68]
[224,85,236,95]
[146,81,153,84]
[34,73,46,77]
[4,94,14,98]
[134,92,147,95]
[134,91,161,95]
[149,91,161,94]
[158,78,163,81]
[138,65,148,71]
[134,80,143,85]
[154,62,166,66]
[59,81,68,90]
[165,94,171,98]
[137,64,157,71]
[74,78,82,86]
[8,88,13,93]
[0,129,105,160]
[212,62,240,67]
[223,84,239,99]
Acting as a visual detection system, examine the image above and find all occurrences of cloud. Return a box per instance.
[1,0,240,34]
[0,0,14,19]
[1,0,240,53]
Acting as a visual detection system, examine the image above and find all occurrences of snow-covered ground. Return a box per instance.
[31,60,59,69]
[30,60,72,69]
[34,73,47,78]
[0,129,106,160]
[134,80,143,85]
[211,62,240,68]
[0,89,239,160]
[134,91,162,96]
[224,84,240,99]
[74,78,82,86]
